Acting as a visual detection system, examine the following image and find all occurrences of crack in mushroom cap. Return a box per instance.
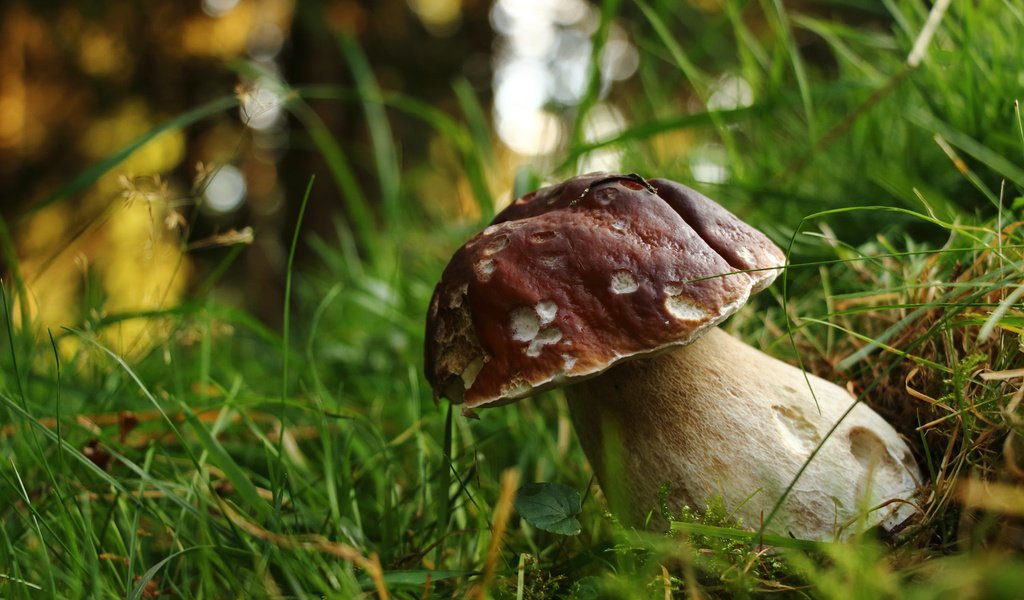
[424,172,787,408]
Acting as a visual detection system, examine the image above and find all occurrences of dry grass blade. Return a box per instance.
[218,499,389,599]
[981,369,1024,382]
[659,564,674,600]
[907,0,953,67]
[955,478,1024,517]
[469,467,520,599]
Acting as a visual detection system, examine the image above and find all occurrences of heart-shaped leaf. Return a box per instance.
[514,482,582,536]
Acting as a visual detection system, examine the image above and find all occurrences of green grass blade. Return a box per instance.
[453,78,496,222]
[287,99,378,258]
[434,402,453,567]
[0,221,30,333]
[180,406,272,521]
[557,103,778,172]
[635,0,706,93]
[0,391,132,495]
[361,569,478,589]
[338,33,402,228]
[62,329,266,520]
[453,78,494,166]
[569,0,622,150]
[670,520,827,552]
[765,0,816,138]
[908,109,1024,191]
[281,177,313,420]
[127,546,214,600]
[294,84,497,218]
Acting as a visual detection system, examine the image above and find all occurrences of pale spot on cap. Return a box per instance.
[610,270,639,294]
[484,234,510,255]
[535,300,558,325]
[526,326,562,357]
[510,306,540,342]
[538,255,566,269]
[665,288,708,321]
[530,230,560,243]
[476,258,496,280]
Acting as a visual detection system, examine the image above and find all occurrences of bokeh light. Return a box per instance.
[690,144,728,184]
[203,164,248,214]
[496,108,563,156]
[489,0,637,159]
[202,0,241,18]
[240,83,285,131]
[707,73,754,112]
[577,102,626,173]
[408,0,464,36]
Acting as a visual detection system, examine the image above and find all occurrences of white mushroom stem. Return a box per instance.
[566,328,921,541]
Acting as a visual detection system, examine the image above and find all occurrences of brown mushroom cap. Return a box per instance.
[424,172,786,408]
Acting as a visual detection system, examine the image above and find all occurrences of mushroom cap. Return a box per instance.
[424,172,786,408]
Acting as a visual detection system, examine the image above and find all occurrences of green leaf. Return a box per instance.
[514,483,582,536]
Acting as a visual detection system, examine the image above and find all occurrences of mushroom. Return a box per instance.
[424,172,921,540]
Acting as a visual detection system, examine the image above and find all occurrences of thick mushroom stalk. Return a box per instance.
[567,327,921,539]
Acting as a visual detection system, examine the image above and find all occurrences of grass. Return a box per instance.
[3,0,1024,597]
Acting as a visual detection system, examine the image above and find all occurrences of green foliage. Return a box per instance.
[496,554,568,600]
[515,483,583,536]
[784,540,902,600]
[669,496,794,596]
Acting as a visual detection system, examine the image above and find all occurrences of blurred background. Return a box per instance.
[2,0,1020,354]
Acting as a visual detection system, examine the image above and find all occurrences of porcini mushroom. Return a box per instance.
[424,172,921,540]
